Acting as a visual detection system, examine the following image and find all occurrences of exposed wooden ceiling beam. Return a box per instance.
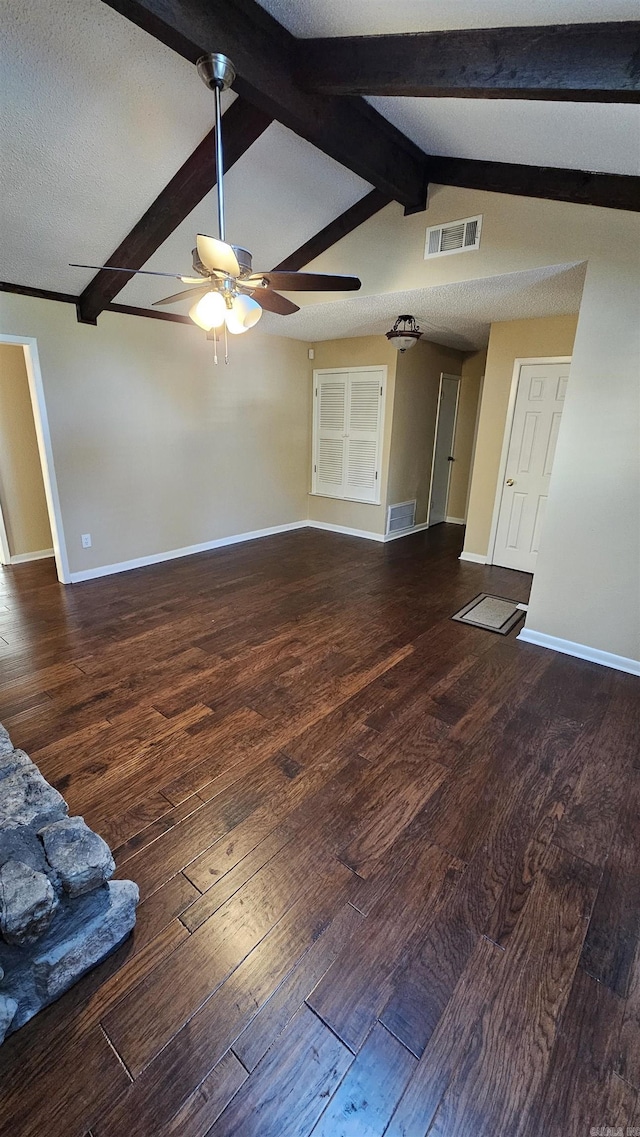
[426,156,639,212]
[299,23,640,101]
[273,190,392,272]
[77,97,272,324]
[0,280,193,324]
[100,0,429,214]
[0,281,78,306]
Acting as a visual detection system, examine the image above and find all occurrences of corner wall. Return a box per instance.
[387,339,465,524]
[525,256,640,663]
[307,335,467,536]
[0,293,311,576]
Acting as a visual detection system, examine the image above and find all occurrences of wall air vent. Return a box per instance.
[425,215,483,259]
[387,500,416,534]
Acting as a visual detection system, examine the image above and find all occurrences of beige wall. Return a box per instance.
[448,349,485,522]
[464,316,578,557]
[0,293,311,575]
[525,256,640,660]
[2,182,638,662]
[0,343,52,557]
[303,186,605,299]
[387,339,464,525]
[308,335,466,535]
[308,336,398,535]
[307,187,639,661]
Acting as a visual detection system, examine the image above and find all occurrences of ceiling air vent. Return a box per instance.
[425,215,483,259]
[387,500,416,534]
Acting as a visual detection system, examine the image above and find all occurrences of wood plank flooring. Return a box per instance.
[0,524,637,1136]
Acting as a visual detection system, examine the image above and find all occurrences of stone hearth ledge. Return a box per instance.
[0,724,138,1042]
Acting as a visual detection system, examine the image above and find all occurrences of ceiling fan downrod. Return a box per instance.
[196,53,236,244]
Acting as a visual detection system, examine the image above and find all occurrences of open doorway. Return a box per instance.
[0,344,53,565]
[427,373,461,526]
[0,335,70,582]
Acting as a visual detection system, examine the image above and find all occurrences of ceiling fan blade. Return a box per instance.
[246,271,361,293]
[196,235,240,277]
[153,284,213,307]
[254,290,300,316]
[69,264,204,283]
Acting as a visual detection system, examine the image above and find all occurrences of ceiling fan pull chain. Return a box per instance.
[224,319,229,365]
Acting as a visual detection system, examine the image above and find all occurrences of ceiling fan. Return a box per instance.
[71,53,361,355]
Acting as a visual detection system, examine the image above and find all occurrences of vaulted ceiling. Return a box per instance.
[1,0,638,345]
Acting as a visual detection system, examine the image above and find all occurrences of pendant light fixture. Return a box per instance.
[385,315,423,352]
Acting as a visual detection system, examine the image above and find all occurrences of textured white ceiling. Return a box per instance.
[0,0,228,293]
[256,263,586,350]
[368,99,640,177]
[0,0,635,305]
[259,0,640,179]
[257,0,639,36]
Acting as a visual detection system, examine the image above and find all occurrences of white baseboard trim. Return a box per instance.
[308,520,434,544]
[445,516,466,525]
[68,522,308,583]
[66,517,500,584]
[517,628,640,677]
[459,551,487,565]
[10,548,55,564]
[306,520,385,543]
[384,522,430,543]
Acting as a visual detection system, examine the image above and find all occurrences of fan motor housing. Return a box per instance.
[192,245,253,279]
[232,246,253,277]
[196,53,235,91]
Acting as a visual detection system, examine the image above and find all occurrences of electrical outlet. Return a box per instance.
[308,348,315,360]
[81,533,92,549]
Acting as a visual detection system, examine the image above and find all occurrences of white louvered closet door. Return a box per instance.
[313,367,385,504]
[345,371,383,502]
[314,372,348,497]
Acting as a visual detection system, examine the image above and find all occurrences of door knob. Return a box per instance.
[447,456,455,462]
[506,478,515,486]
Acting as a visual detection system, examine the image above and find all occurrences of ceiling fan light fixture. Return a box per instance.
[190,289,227,330]
[386,314,423,352]
[225,293,263,334]
[72,51,360,363]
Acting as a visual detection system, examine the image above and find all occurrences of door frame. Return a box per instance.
[426,372,461,526]
[0,334,71,583]
[486,356,572,567]
[0,495,10,565]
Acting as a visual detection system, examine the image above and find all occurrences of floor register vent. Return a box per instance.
[387,500,416,534]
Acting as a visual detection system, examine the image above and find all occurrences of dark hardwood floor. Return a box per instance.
[0,524,637,1136]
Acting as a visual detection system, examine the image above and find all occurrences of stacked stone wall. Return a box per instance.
[0,724,138,1042]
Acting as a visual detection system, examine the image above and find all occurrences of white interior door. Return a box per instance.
[492,360,570,573]
[428,374,460,525]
